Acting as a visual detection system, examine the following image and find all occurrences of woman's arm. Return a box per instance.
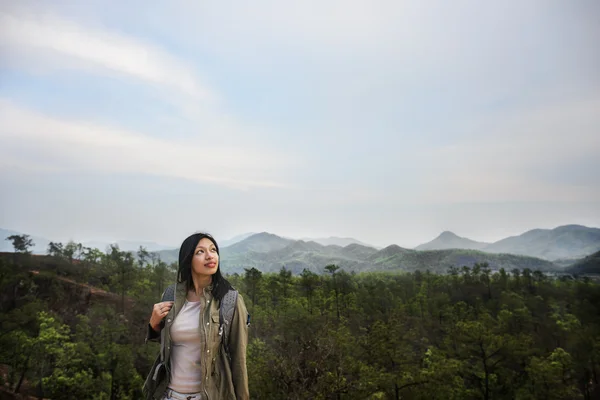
[228,294,250,400]
[145,300,174,343]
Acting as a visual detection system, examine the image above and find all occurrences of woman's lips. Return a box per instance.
[205,262,217,268]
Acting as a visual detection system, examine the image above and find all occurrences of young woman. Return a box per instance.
[143,233,249,400]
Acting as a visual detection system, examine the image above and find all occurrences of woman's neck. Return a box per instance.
[190,274,212,296]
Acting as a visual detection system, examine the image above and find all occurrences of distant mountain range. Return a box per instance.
[3,225,599,275]
[299,236,379,248]
[416,225,600,261]
[154,232,561,275]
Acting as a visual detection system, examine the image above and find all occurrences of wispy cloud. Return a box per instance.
[0,9,215,102]
[0,99,293,190]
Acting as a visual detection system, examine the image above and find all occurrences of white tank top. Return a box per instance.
[169,300,202,393]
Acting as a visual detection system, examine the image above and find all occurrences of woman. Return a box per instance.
[143,233,249,400]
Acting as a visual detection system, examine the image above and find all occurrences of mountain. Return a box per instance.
[219,232,256,248]
[224,232,294,254]
[212,233,559,275]
[4,226,594,274]
[155,232,296,265]
[415,231,489,251]
[483,225,600,260]
[340,243,379,260]
[299,236,379,249]
[566,251,600,275]
[416,225,600,261]
[366,248,558,273]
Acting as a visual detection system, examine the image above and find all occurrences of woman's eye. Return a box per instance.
[196,250,204,254]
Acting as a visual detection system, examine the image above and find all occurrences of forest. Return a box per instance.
[0,238,599,399]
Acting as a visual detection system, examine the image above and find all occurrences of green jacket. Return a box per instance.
[143,282,250,400]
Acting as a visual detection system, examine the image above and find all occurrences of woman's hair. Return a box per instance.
[177,232,233,302]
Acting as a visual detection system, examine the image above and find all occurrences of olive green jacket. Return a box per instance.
[143,282,249,400]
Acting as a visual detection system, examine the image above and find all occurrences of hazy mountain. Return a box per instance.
[4,226,594,274]
[222,239,362,275]
[372,244,412,261]
[1,228,50,253]
[155,232,296,265]
[224,232,294,254]
[219,232,256,248]
[299,236,379,249]
[416,225,600,261]
[214,233,559,275]
[482,225,600,260]
[415,231,489,251]
[340,243,379,260]
[366,247,558,273]
[565,251,600,275]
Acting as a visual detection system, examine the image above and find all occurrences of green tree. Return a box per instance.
[137,246,150,268]
[63,240,82,264]
[278,266,293,299]
[300,268,319,314]
[518,348,582,399]
[325,264,341,320]
[47,242,64,258]
[6,234,34,254]
[244,267,263,310]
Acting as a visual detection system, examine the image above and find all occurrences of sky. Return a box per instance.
[1,0,599,249]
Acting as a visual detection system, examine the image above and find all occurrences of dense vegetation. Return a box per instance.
[0,239,599,399]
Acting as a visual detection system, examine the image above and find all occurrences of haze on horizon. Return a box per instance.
[1,0,599,249]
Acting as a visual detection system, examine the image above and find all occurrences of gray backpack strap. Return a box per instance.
[219,289,238,358]
[161,283,176,302]
[159,283,176,362]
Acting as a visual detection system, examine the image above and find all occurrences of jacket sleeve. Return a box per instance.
[229,294,250,400]
[145,323,163,343]
[145,288,168,344]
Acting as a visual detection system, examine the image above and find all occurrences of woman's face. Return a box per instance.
[191,237,219,278]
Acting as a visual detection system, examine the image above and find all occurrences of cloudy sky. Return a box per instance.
[1,0,599,249]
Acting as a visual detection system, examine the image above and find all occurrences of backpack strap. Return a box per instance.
[161,283,176,302]
[158,283,176,362]
[219,289,238,359]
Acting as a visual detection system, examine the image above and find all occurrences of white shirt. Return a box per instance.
[169,300,202,393]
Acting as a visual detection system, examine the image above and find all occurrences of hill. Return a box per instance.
[365,247,559,273]
[417,225,600,261]
[483,225,600,260]
[225,232,294,254]
[415,231,489,251]
[299,236,379,248]
[215,234,559,275]
[219,232,256,248]
[566,251,600,275]
[156,232,296,266]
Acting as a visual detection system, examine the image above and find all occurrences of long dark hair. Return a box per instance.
[177,232,232,302]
